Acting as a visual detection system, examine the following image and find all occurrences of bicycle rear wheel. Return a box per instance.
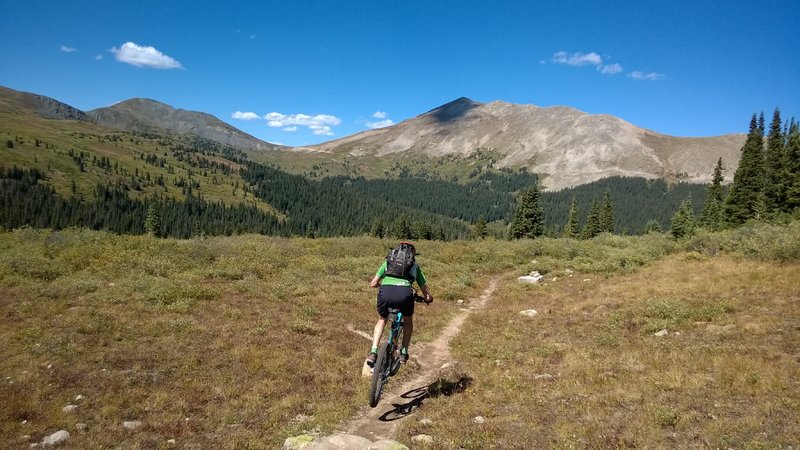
[368,342,391,408]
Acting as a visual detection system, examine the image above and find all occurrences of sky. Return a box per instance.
[1,0,798,147]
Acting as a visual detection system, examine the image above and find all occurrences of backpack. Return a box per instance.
[385,244,416,281]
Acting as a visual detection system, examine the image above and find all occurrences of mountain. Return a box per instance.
[309,97,746,190]
[87,98,286,152]
[0,86,89,121]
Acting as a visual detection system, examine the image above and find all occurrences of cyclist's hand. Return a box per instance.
[425,294,434,304]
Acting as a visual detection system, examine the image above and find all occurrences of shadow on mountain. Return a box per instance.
[427,97,479,123]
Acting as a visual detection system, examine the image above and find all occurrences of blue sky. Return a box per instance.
[1,0,798,147]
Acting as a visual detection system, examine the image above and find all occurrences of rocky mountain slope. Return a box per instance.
[88,98,285,152]
[310,98,745,190]
[0,86,88,121]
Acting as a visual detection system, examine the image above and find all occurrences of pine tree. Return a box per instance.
[563,198,579,238]
[144,203,161,237]
[699,158,725,231]
[644,219,661,234]
[763,108,786,214]
[473,215,488,239]
[508,185,544,239]
[600,189,614,233]
[724,114,765,225]
[670,196,696,239]
[785,121,800,211]
[582,198,603,239]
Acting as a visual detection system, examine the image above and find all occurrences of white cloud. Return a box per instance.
[60,45,78,53]
[367,119,395,129]
[597,63,623,75]
[232,111,261,120]
[264,112,341,135]
[552,51,602,66]
[372,111,387,119]
[111,42,182,69]
[630,70,665,81]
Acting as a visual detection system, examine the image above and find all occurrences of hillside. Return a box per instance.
[88,98,286,152]
[309,98,746,190]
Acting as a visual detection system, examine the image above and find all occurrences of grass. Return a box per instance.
[1,224,798,447]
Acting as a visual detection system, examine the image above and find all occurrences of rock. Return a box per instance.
[519,309,538,317]
[552,277,558,282]
[418,418,433,426]
[654,329,668,337]
[411,434,434,445]
[75,394,85,401]
[565,269,574,275]
[123,420,143,430]
[518,271,544,284]
[75,423,87,432]
[167,439,176,445]
[457,299,464,304]
[40,430,69,446]
[284,434,314,449]
[534,373,555,381]
[473,415,485,424]
[582,278,591,282]
[62,404,78,413]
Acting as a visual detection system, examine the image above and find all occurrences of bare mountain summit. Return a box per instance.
[311,97,745,190]
[88,98,286,152]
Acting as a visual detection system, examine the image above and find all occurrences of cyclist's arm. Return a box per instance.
[370,261,387,288]
[415,265,433,303]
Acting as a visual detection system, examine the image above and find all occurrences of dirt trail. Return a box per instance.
[341,278,498,441]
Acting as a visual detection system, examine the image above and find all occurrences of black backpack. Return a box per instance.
[385,244,416,281]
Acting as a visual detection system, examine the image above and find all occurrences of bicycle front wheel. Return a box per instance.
[368,342,391,408]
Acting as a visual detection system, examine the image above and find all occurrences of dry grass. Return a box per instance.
[400,254,800,448]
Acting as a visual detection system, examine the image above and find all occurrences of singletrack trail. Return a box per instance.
[341,278,498,441]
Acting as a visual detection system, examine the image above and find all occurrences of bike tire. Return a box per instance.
[389,327,403,376]
[368,342,391,408]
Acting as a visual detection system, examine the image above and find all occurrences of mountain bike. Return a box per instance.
[368,292,429,408]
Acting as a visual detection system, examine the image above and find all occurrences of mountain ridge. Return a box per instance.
[310,97,745,190]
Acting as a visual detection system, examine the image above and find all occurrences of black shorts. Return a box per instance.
[377,285,415,318]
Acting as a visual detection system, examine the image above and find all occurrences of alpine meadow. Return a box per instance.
[1,1,800,446]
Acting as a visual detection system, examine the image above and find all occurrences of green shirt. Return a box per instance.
[375,260,427,287]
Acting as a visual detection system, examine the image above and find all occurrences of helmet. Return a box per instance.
[398,241,416,255]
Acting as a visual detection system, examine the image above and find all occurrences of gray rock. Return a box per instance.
[123,420,143,430]
[40,430,69,446]
[654,329,668,337]
[519,309,538,317]
[62,404,78,413]
[473,415,486,424]
[518,272,544,284]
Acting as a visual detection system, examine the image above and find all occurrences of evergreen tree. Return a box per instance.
[644,219,661,234]
[508,185,544,239]
[724,114,765,225]
[699,158,725,230]
[670,196,696,239]
[600,189,614,233]
[563,198,579,238]
[763,108,786,214]
[370,218,386,238]
[144,203,161,237]
[582,198,603,239]
[473,215,488,239]
[785,121,800,211]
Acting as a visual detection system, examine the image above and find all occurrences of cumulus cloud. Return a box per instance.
[629,70,665,81]
[264,112,341,135]
[367,119,395,129]
[60,45,78,53]
[111,42,182,69]
[552,51,602,66]
[372,111,387,119]
[597,63,623,75]
[232,111,261,120]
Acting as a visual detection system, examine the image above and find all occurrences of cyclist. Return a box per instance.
[366,241,433,367]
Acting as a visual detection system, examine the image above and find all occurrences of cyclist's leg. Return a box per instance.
[402,315,413,349]
[371,316,387,350]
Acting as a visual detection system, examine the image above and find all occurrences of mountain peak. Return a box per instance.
[425,97,482,123]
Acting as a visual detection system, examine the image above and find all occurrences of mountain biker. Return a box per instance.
[366,241,433,367]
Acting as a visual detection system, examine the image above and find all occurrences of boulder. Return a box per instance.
[40,430,69,446]
[518,271,544,284]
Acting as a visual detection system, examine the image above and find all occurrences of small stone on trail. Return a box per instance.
[654,329,668,337]
[62,404,77,413]
[519,309,538,317]
[457,299,464,304]
[40,430,69,446]
[518,271,544,284]
[473,415,486,424]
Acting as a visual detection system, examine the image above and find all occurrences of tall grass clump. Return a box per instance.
[685,221,800,262]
